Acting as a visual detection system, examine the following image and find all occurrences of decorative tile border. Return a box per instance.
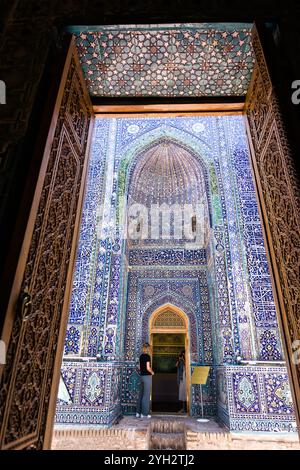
[56,361,122,426]
[217,365,297,432]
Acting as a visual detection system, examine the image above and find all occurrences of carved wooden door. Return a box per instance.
[0,38,94,449]
[245,25,300,430]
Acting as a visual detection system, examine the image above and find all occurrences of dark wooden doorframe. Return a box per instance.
[0,37,94,450]
[1,22,300,448]
[244,23,300,433]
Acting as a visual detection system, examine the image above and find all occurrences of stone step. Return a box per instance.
[149,433,186,450]
[148,419,187,450]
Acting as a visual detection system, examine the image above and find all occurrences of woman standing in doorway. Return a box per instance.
[136,343,154,418]
[176,351,187,413]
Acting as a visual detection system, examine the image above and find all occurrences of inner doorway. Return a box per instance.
[152,333,185,413]
[149,305,189,414]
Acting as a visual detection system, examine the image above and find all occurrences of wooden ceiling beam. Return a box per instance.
[93,101,245,116]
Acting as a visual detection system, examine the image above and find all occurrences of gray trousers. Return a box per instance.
[137,375,152,415]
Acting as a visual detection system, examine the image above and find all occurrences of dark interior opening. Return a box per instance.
[152,333,185,413]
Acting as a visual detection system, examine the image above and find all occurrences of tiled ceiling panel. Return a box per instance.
[74,23,255,97]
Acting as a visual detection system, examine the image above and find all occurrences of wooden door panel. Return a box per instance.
[245,25,300,431]
[0,38,94,449]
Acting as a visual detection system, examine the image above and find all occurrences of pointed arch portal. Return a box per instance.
[149,304,190,413]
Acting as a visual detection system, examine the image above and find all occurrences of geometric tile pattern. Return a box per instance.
[60,367,77,403]
[260,330,282,361]
[81,370,105,406]
[74,24,254,97]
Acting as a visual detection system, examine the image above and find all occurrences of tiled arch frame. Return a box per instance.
[141,295,201,364]
[149,303,188,331]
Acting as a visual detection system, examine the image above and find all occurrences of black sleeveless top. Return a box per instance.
[139,353,151,375]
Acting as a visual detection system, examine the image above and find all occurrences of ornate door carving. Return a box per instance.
[0,38,94,449]
[245,25,300,429]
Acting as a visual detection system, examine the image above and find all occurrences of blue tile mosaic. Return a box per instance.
[56,116,295,431]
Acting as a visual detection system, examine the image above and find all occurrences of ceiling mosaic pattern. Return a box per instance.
[74,24,255,97]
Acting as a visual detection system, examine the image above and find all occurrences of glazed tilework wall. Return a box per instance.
[63,120,110,356]
[231,143,283,360]
[63,116,283,361]
[56,361,122,425]
[217,366,297,432]
[57,115,293,429]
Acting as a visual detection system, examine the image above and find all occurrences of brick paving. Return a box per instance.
[51,415,300,450]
